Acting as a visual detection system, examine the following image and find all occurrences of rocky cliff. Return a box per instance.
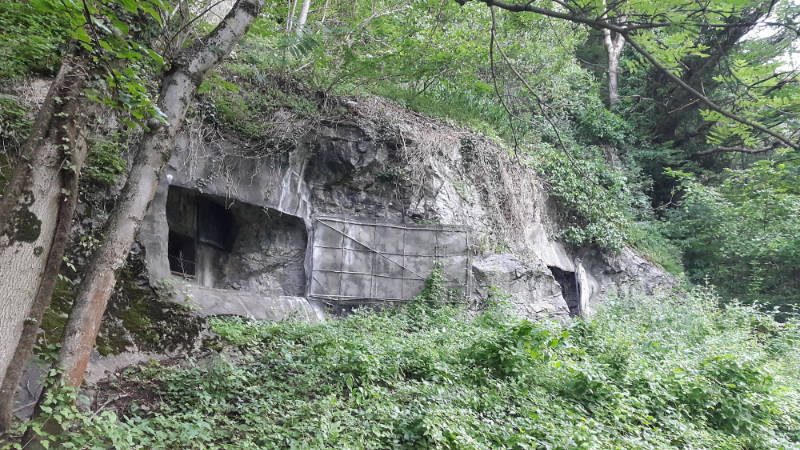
[138,94,674,324]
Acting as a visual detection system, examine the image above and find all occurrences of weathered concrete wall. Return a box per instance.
[309,217,470,304]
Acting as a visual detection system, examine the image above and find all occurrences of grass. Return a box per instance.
[362,83,514,142]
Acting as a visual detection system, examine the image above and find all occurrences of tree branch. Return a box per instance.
[693,143,780,157]
[458,0,800,150]
[489,9,593,180]
[621,35,797,150]
[489,7,520,153]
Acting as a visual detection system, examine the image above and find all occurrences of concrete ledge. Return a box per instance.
[182,285,325,322]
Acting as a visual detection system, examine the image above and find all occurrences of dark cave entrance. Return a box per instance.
[548,266,581,317]
[165,186,308,296]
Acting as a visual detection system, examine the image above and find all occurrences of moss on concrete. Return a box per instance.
[40,258,203,357]
[98,257,203,356]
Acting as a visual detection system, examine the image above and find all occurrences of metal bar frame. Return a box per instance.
[309,217,471,304]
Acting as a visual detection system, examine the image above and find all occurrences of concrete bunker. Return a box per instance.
[166,186,307,296]
[548,266,581,317]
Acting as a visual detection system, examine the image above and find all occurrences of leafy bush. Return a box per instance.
[572,95,631,147]
[15,287,799,448]
[668,161,800,315]
[198,70,318,140]
[528,145,648,250]
[0,97,31,147]
[627,220,684,276]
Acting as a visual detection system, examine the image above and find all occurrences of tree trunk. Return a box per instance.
[602,26,624,107]
[320,0,330,26]
[54,0,266,391]
[0,53,90,403]
[287,0,297,32]
[0,97,95,432]
[296,0,312,34]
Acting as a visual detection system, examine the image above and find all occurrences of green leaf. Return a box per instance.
[111,18,130,36]
[146,48,164,67]
[71,26,91,43]
[118,0,138,14]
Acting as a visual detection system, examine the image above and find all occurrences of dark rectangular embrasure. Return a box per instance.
[548,266,581,317]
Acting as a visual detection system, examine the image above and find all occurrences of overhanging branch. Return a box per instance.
[693,143,780,157]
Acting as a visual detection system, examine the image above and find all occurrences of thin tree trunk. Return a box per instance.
[287,0,297,32]
[320,0,330,26]
[54,0,266,391]
[296,0,311,34]
[0,53,89,401]
[602,26,624,107]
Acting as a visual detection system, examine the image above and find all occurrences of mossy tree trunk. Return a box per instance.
[0,53,93,433]
[53,0,266,391]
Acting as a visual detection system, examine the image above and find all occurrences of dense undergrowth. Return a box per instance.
[12,288,800,449]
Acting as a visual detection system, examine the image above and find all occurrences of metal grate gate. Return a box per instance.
[309,217,470,305]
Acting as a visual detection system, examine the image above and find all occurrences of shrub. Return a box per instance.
[626,220,684,276]
[529,145,646,250]
[84,136,127,186]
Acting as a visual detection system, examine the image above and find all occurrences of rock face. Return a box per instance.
[472,254,570,318]
[11,91,675,421]
[136,96,674,322]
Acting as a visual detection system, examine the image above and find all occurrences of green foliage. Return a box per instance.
[198,69,318,140]
[667,159,800,315]
[572,95,631,147]
[367,83,509,140]
[19,0,169,126]
[19,287,800,448]
[626,220,684,276]
[4,3,800,444]
[0,97,31,148]
[232,0,591,145]
[0,97,31,192]
[528,146,646,250]
[218,0,796,303]
[83,135,127,186]
[0,1,69,80]
[1,368,143,450]
[417,264,449,302]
